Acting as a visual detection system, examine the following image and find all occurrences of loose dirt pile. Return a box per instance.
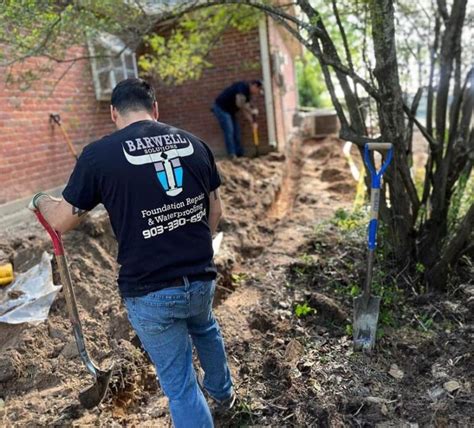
[1,135,472,427]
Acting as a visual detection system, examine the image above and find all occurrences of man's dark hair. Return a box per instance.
[111,78,156,114]
[250,79,263,88]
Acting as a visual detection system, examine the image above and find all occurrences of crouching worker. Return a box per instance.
[29,78,234,427]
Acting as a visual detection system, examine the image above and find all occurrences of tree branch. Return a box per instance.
[402,103,439,149]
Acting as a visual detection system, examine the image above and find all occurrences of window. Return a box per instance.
[88,33,138,101]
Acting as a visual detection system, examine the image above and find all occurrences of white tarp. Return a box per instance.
[0,252,61,325]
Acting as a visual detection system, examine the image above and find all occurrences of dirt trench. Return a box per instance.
[0,135,374,426]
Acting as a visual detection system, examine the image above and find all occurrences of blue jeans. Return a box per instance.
[212,103,244,156]
[124,278,233,428]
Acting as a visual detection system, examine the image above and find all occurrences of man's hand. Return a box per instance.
[28,193,88,233]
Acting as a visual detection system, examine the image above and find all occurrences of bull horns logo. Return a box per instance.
[123,142,194,196]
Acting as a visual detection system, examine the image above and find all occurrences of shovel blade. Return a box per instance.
[78,367,113,409]
[353,295,381,351]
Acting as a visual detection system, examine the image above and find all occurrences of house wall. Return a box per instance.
[150,27,269,158]
[0,47,114,205]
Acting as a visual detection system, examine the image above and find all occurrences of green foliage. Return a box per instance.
[349,284,360,297]
[331,208,366,232]
[298,253,313,265]
[448,172,474,231]
[344,323,353,336]
[415,262,425,274]
[139,6,260,84]
[231,272,248,285]
[417,313,434,331]
[1,2,260,87]
[294,302,316,318]
[291,252,318,278]
[296,51,332,108]
[0,1,146,86]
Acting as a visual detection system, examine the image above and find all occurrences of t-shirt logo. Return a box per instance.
[122,134,194,196]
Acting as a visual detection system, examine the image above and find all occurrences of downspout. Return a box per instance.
[259,16,277,148]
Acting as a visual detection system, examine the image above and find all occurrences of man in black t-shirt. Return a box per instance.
[212,80,263,158]
[30,78,234,427]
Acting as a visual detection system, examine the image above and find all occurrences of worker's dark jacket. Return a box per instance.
[215,81,250,115]
[63,120,221,297]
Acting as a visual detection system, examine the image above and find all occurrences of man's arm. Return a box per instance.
[236,94,253,123]
[208,189,223,235]
[32,194,89,234]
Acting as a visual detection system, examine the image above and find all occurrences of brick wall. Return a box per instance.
[0,46,114,205]
[150,27,269,158]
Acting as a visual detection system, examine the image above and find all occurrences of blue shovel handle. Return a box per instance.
[364,143,393,250]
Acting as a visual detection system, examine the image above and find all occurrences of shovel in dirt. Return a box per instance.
[34,210,113,408]
[353,143,393,352]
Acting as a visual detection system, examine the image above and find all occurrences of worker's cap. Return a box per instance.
[251,79,264,94]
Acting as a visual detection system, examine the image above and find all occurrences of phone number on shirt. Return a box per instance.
[142,209,206,239]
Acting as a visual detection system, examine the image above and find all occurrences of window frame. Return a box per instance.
[88,35,138,101]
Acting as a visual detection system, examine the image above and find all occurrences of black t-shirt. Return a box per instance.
[215,81,250,115]
[63,120,221,297]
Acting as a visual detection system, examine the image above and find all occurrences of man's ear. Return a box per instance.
[153,101,159,120]
[110,105,118,124]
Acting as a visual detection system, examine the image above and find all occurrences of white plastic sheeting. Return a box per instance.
[0,252,61,325]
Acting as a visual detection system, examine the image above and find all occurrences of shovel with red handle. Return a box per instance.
[34,210,113,408]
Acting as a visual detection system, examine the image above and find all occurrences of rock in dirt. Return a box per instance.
[308,292,348,323]
[284,339,304,363]
[47,323,66,341]
[60,341,79,358]
[443,380,461,393]
[428,385,446,401]
[388,364,404,380]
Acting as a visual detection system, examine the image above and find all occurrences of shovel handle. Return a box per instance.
[364,143,393,251]
[34,209,99,379]
[252,127,259,146]
[34,210,64,256]
[364,143,393,189]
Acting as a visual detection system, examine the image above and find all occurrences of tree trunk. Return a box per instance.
[369,0,416,264]
[418,0,468,273]
[425,203,474,289]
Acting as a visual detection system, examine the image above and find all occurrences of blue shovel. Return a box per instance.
[353,142,393,351]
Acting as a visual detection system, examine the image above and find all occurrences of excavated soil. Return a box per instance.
[0,136,472,427]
